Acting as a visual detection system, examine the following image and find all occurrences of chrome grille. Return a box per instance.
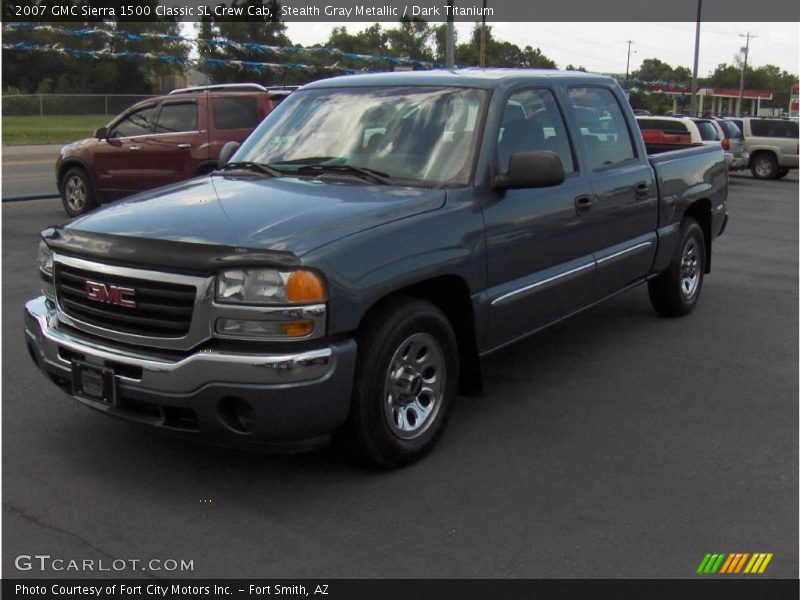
[55,263,196,337]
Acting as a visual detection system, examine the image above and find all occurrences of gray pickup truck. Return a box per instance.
[25,70,728,467]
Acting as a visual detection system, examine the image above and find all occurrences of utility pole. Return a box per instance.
[446,0,455,69]
[737,32,755,116]
[689,0,702,117]
[479,0,487,68]
[625,40,634,87]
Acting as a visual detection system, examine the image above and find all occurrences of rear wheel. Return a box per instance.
[751,153,778,179]
[648,218,706,317]
[61,167,96,217]
[339,297,459,468]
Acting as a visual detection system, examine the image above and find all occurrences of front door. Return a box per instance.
[483,87,596,350]
[93,104,157,196]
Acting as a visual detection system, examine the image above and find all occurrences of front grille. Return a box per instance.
[55,263,196,337]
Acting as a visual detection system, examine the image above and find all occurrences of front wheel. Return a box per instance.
[338,297,459,468]
[61,167,96,217]
[776,168,790,179]
[648,218,706,317]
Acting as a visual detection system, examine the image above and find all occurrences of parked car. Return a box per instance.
[725,117,799,179]
[689,117,744,171]
[713,118,748,171]
[635,115,696,145]
[56,84,288,217]
[27,70,728,467]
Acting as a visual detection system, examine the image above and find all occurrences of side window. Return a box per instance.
[568,86,636,170]
[498,89,575,173]
[110,107,155,138]
[212,96,260,130]
[154,103,198,134]
[749,119,798,138]
[695,121,720,141]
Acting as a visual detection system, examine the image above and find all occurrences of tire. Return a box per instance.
[338,297,459,468]
[648,218,706,318]
[750,153,778,179]
[60,167,96,217]
[776,168,790,179]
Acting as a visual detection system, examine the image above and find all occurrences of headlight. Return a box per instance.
[215,269,325,305]
[38,241,54,275]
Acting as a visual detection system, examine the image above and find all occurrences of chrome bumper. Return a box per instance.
[24,296,357,442]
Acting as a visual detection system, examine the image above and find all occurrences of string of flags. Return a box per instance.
[3,22,445,69]
[1,41,367,74]
[3,23,695,91]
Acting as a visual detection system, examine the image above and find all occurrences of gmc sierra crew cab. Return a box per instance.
[25,70,728,467]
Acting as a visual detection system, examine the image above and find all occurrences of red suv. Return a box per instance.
[56,84,291,216]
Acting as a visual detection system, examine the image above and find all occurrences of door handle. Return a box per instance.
[574,195,593,216]
[129,145,141,151]
[635,182,650,198]
[177,143,191,149]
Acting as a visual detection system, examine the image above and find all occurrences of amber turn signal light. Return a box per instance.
[286,271,325,303]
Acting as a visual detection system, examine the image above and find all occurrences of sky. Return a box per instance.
[281,21,799,78]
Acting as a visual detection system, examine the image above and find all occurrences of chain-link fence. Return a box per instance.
[2,94,156,118]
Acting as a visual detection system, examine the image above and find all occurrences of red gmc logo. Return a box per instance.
[84,280,137,308]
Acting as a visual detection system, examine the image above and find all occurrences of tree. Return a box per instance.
[196,0,294,85]
[2,1,189,94]
[631,58,689,85]
[385,17,434,62]
[455,25,556,69]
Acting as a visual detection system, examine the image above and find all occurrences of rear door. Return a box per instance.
[137,98,207,188]
[93,104,157,195]
[208,94,264,160]
[483,86,596,349]
[750,119,799,167]
[565,85,658,300]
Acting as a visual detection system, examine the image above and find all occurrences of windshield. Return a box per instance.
[232,86,488,187]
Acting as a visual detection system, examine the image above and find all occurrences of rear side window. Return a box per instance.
[154,103,198,134]
[694,121,720,141]
[212,96,260,130]
[638,119,689,133]
[718,120,742,139]
[750,119,799,138]
[498,89,575,173]
[568,86,636,170]
[111,106,155,138]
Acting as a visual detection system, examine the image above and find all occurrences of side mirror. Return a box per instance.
[493,150,566,190]
[94,126,108,140]
[218,141,240,168]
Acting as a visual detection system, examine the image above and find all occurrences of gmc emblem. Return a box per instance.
[84,280,137,308]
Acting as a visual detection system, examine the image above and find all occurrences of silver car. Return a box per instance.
[727,118,799,179]
[714,119,748,171]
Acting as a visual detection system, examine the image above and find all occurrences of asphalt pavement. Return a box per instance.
[2,145,62,199]
[2,172,798,579]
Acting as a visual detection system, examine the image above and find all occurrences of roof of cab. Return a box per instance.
[302,68,615,90]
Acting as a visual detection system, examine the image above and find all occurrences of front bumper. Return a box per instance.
[24,296,357,444]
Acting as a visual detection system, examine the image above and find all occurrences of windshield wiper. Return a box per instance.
[292,164,396,185]
[219,161,283,177]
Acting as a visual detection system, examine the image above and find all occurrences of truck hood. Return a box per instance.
[66,174,446,256]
